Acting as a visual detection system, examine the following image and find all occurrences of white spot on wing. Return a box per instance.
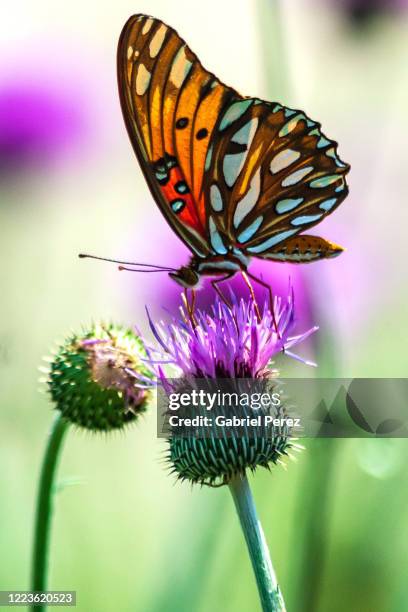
[127,46,133,60]
[237,216,263,244]
[310,175,340,189]
[149,24,167,58]
[170,47,193,88]
[136,64,151,96]
[222,119,258,188]
[275,198,304,214]
[279,114,304,137]
[291,214,322,226]
[219,99,253,131]
[233,170,261,228]
[205,145,213,171]
[209,217,228,255]
[317,136,331,149]
[319,198,337,211]
[210,184,223,212]
[281,166,313,187]
[231,118,258,146]
[142,18,153,35]
[247,229,298,253]
[223,152,246,188]
[270,149,300,174]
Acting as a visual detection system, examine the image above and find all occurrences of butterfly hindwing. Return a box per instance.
[203,99,350,261]
[260,234,344,262]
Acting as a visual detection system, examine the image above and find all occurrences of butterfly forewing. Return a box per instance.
[117,14,238,256]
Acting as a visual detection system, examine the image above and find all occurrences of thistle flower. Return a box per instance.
[149,289,317,380]
[148,289,317,486]
[46,323,154,431]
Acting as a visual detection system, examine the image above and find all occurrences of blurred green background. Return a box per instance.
[1,0,408,610]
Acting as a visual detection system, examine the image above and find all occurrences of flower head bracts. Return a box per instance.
[46,323,154,431]
[147,287,318,381]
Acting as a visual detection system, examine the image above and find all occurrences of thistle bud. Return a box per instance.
[47,323,154,431]
[169,422,293,486]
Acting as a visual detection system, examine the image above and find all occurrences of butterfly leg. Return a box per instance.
[182,288,198,327]
[190,288,197,314]
[242,271,280,337]
[211,273,235,308]
[241,271,262,322]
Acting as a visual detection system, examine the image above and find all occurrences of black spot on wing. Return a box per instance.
[196,128,208,140]
[176,117,189,129]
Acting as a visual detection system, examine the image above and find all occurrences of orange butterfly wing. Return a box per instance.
[117,14,239,257]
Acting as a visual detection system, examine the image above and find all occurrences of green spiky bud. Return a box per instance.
[166,382,299,487]
[169,433,293,487]
[46,323,154,431]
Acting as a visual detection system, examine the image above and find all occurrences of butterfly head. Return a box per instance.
[169,266,200,288]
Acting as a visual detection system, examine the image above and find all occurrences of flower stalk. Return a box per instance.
[31,323,152,610]
[229,473,286,612]
[31,414,69,611]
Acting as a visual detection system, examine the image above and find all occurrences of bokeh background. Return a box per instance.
[1,0,408,610]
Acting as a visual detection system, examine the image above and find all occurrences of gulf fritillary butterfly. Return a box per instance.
[83,14,350,310]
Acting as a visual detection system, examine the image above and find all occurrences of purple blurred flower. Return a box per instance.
[0,81,84,175]
[147,287,318,382]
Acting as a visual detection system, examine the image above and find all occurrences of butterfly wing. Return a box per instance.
[117,14,241,258]
[118,14,350,266]
[202,100,350,262]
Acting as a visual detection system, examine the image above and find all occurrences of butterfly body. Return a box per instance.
[117,14,350,289]
[170,251,250,288]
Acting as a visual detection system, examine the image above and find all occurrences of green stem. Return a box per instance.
[229,474,286,612]
[31,414,69,610]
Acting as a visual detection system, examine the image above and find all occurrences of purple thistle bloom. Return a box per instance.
[0,81,85,176]
[147,287,318,382]
[148,288,314,486]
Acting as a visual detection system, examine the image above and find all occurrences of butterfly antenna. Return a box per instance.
[78,253,176,272]
[118,266,175,273]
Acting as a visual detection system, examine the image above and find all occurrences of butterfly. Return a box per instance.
[114,14,350,303]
